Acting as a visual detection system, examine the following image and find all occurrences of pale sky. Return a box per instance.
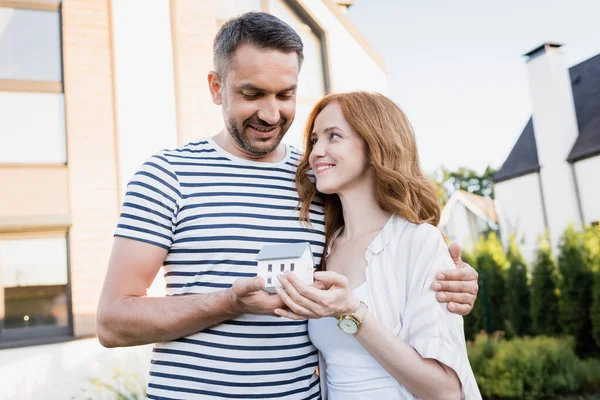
[347,0,600,174]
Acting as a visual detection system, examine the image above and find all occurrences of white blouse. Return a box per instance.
[318,215,481,400]
[309,283,401,399]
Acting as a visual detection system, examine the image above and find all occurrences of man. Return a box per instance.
[97,12,478,399]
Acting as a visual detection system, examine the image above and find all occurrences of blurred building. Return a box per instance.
[0,0,386,397]
[494,43,600,262]
[438,190,498,250]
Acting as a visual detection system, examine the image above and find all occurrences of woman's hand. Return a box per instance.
[274,271,360,320]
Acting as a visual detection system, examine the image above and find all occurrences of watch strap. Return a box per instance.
[352,301,368,323]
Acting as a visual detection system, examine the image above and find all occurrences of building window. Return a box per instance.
[280,263,285,272]
[0,2,66,164]
[290,263,295,272]
[267,277,272,285]
[268,264,272,273]
[0,232,72,347]
[269,0,329,150]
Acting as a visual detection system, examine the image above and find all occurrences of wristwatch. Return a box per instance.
[337,301,368,335]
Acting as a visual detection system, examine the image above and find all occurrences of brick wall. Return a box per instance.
[171,0,223,145]
[0,167,69,220]
[62,0,119,337]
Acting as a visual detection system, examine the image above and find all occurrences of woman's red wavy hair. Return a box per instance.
[296,92,441,267]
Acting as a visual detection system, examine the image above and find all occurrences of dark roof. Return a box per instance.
[494,53,600,182]
[567,54,600,162]
[524,42,562,59]
[256,242,311,261]
[493,118,540,183]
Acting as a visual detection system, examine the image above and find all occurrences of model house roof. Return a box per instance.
[439,190,498,229]
[494,53,600,183]
[256,242,311,261]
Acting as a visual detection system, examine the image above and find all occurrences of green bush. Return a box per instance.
[593,270,600,349]
[467,333,597,399]
[505,235,531,337]
[585,225,600,348]
[475,233,507,334]
[582,358,600,394]
[557,225,597,357]
[462,249,481,341]
[531,236,560,336]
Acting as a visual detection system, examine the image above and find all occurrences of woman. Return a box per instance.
[273,92,481,399]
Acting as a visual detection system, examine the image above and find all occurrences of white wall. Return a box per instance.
[526,46,582,249]
[443,202,477,250]
[111,0,179,198]
[495,173,547,263]
[0,339,151,399]
[574,156,600,225]
[300,0,387,95]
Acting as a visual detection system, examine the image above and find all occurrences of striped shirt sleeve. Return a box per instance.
[114,152,181,250]
[400,224,480,399]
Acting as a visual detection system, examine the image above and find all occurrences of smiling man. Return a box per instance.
[96,11,479,400]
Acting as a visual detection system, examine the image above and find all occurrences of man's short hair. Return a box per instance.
[213,11,304,78]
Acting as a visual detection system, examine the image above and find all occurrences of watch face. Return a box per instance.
[338,317,358,334]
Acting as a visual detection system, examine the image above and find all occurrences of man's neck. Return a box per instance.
[212,130,286,163]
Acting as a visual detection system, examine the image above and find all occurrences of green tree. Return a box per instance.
[531,236,560,336]
[431,165,497,206]
[593,268,600,349]
[461,250,481,341]
[445,166,497,199]
[557,225,596,357]
[504,235,531,336]
[584,225,600,348]
[474,233,507,333]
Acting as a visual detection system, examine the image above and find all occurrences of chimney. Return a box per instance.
[523,42,582,248]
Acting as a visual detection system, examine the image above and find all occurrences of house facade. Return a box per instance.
[494,43,600,262]
[438,190,499,250]
[0,0,387,398]
[256,242,315,292]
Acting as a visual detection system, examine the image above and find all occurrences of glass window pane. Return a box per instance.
[0,7,62,82]
[1,236,69,330]
[0,91,66,163]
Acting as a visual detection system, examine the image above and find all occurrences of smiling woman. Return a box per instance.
[287,91,481,399]
[297,92,441,256]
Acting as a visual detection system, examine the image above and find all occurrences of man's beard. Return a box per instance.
[225,116,291,157]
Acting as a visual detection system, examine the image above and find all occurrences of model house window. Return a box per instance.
[268,264,272,273]
[0,3,66,164]
[280,263,285,272]
[290,263,295,272]
[267,277,272,285]
[0,232,72,347]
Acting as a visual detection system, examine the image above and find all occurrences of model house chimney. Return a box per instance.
[524,42,582,248]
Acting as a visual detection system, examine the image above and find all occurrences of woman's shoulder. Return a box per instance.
[389,216,445,250]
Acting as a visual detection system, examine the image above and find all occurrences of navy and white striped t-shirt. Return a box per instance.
[114,138,326,400]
